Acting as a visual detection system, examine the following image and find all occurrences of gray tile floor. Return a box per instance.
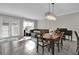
[0,37,77,55]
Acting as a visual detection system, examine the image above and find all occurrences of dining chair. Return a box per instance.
[60,32,64,49]
[36,32,50,54]
[55,29,65,49]
[55,32,64,52]
[74,31,79,55]
[58,28,67,40]
[48,32,64,53]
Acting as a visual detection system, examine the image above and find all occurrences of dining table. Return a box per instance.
[37,32,61,55]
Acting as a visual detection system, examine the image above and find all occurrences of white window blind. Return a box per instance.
[2,23,9,37]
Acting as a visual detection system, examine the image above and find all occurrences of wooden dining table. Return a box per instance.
[37,32,61,55]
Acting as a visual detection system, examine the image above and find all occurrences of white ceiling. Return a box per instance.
[0,3,79,20]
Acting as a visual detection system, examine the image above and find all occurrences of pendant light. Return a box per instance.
[45,3,56,20]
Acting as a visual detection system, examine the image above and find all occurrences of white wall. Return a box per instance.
[0,16,3,38]
[37,12,79,41]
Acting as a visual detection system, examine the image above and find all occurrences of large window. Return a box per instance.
[2,21,20,38]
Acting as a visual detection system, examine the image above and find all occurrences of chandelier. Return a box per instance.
[45,3,56,20]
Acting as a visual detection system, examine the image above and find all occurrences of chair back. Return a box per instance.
[74,31,79,40]
[60,32,64,39]
[74,31,79,52]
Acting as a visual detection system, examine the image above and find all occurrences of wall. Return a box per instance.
[37,12,79,41]
[0,16,3,38]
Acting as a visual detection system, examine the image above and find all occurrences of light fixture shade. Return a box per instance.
[45,12,56,20]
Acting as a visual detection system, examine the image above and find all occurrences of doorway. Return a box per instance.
[23,20,34,36]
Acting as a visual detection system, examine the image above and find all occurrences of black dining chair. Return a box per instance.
[55,29,64,50]
[56,32,64,52]
[36,32,50,55]
[59,32,64,50]
[74,31,79,55]
[48,32,64,53]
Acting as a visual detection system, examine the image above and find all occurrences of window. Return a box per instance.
[11,23,19,36]
[2,22,20,37]
[2,23,9,37]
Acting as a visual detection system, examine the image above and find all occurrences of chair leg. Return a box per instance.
[76,48,78,52]
[57,41,60,52]
[37,45,38,53]
[71,35,72,41]
[61,39,63,50]
[76,43,78,52]
[37,38,39,53]
[48,41,51,52]
[48,44,51,52]
[78,51,79,55]
[42,46,44,55]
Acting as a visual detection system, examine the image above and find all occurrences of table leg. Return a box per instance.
[37,38,39,53]
[51,40,54,55]
[61,39,63,49]
[71,35,72,41]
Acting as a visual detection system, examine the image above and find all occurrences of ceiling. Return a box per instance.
[0,3,79,20]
